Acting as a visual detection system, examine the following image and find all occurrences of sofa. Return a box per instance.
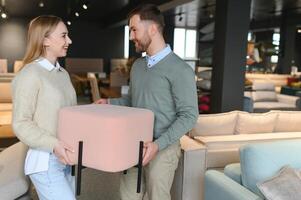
[244,82,300,112]
[205,139,301,200]
[0,142,30,199]
[171,110,301,200]
[245,73,292,92]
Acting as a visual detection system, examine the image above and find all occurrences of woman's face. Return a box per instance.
[44,21,72,59]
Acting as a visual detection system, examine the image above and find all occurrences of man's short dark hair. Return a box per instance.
[128,4,165,33]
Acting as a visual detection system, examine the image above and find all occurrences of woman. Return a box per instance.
[12,15,76,200]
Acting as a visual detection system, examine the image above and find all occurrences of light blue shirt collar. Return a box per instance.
[35,57,61,71]
[145,44,172,68]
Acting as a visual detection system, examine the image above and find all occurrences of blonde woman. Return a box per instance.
[12,15,76,199]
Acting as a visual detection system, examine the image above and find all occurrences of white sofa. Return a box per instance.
[172,110,301,200]
[244,82,300,112]
[245,73,292,92]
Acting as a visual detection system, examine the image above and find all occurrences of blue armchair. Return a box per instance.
[205,139,301,200]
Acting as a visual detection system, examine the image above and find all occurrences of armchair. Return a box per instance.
[244,82,300,112]
[0,142,30,199]
[205,139,301,200]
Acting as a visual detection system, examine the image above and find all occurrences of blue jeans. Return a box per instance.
[29,153,75,200]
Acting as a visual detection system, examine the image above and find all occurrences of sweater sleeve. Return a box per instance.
[109,82,132,106]
[154,67,198,151]
[12,70,58,152]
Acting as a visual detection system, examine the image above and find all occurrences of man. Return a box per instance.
[96,4,198,200]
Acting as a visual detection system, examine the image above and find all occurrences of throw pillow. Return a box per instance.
[257,166,301,200]
[235,112,277,134]
[191,111,239,136]
[197,79,211,90]
[197,70,212,80]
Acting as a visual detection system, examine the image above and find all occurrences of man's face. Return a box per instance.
[129,14,152,53]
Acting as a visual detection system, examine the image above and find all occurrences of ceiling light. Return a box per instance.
[1,12,7,19]
[75,12,79,17]
[0,0,8,19]
[67,21,71,26]
[39,1,44,8]
[298,29,301,33]
[82,4,88,9]
[209,14,214,18]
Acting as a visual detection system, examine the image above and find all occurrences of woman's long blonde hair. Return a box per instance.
[22,15,62,66]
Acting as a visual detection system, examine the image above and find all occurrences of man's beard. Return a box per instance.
[133,36,152,53]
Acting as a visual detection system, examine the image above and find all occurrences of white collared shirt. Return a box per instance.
[24,57,61,175]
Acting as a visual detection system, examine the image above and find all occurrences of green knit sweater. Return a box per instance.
[110,53,198,151]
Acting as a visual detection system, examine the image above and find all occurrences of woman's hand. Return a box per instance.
[53,141,74,165]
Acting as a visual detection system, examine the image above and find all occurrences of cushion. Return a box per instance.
[257,166,301,200]
[57,104,154,172]
[197,79,211,90]
[252,82,275,91]
[197,70,212,80]
[252,91,277,102]
[224,163,242,184]
[235,112,277,134]
[240,140,301,197]
[190,111,239,137]
[274,111,301,132]
[254,102,296,110]
[194,132,301,150]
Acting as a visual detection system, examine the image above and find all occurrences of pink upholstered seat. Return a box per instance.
[57,104,154,172]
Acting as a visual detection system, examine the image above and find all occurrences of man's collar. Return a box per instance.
[145,44,171,60]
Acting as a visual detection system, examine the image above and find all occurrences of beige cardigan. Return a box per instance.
[12,61,77,152]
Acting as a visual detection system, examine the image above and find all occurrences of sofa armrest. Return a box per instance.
[172,135,207,200]
[180,134,206,151]
[205,170,262,200]
[277,94,299,105]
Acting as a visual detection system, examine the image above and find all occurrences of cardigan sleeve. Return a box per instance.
[12,70,58,152]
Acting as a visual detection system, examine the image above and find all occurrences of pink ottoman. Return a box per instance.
[57,104,154,194]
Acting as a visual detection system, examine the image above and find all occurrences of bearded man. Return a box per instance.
[96,4,198,200]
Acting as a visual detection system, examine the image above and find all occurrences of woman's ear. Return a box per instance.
[43,37,50,47]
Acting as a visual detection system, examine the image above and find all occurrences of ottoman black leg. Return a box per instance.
[76,141,83,196]
[137,141,143,193]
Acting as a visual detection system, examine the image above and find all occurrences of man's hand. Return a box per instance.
[94,98,108,104]
[142,142,159,166]
[54,141,75,165]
